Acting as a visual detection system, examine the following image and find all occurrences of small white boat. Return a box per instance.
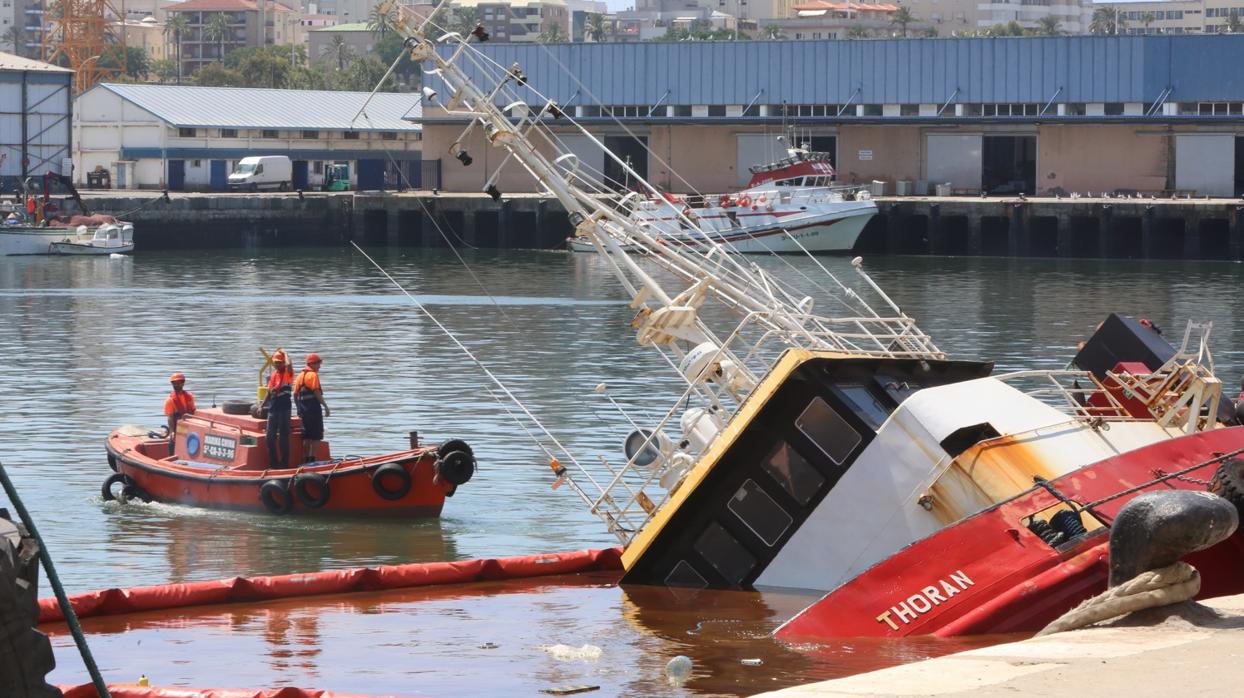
[567,150,875,254]
[48,223,135,255]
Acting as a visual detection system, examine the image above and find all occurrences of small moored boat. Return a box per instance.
[566,149,875,254]
[103,405,476,517]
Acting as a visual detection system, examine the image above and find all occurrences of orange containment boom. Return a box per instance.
[39,547,623,623]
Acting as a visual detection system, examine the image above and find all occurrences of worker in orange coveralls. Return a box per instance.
[294,353,331,464]
[164,372,197,437]
[266,350,295,468]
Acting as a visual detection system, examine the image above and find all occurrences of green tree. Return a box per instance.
[539,21,565,43]
[890,6,914,37]
[1229,10,1243,33]
[1036,15,1062,35]
[235,50,291,88]
[1,25,20,54]
[163,13,190,83]
[150,58,178,84]
[285,64,327,90]
[204,13,233,61]
[367,2,397,36]
[845,26,870,39]
[192,62,246,86]
[763,24,785,39]
[922,26,939,37]
[586,12,607,42]
[99,45,148,79]
[451,6,479,36]
[328,55,394,91]
[1140,12,1155,30]
[375,31,418,86]
[1089,7,1126,35]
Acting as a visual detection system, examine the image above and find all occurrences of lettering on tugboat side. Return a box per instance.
[202,433,237,461]
[875,570,974,631]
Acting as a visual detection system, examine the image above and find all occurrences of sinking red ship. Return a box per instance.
[103,406,475,517]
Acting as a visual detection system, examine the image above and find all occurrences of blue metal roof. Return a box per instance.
[90,83,422,132]
[429,35,1244,109]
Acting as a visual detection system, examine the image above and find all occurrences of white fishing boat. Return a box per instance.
[0,174,135,256]
[566,150,876,254]
[46,223,135,255]
[382,2,1244,644]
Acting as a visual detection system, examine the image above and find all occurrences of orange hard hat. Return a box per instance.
[306,352,322,365]
[272,350,287,364]
[169,372,186,383]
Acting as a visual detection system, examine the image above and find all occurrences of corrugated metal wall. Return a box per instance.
[435,36,1244,107]
[0,69,73,191]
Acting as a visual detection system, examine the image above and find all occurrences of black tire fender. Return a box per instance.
[101,472,131,501]
[222,400,252,416]
[107,451,118,472]
[372,462,412,500]
[435,450,475,486]
[1210,457,1244,517]
[437,439,473,459]
[260,479,293,514]
[121,484,153,504]
[293,473,331,509]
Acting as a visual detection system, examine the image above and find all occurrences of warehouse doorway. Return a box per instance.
[603,135,648,191]
[982,136,1036,195]
[167,160,185,191]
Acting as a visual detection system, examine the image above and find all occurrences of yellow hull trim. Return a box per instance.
[621,347,856,571]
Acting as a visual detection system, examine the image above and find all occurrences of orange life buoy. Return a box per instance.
[718,194,731,208]
[738,195,752,208]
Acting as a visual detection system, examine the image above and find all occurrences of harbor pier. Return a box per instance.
[79,190,1244,261]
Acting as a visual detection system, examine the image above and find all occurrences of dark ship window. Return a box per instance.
[833,383,891,429]
[796,396,861,464]
[761,441,825,505]
[664,560,709,588]
[728,479,793,546]
[693,522,756,586]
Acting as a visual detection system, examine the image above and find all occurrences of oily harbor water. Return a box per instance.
[4,246,1244,696]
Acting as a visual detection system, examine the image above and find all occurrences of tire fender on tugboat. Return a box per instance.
[372,462,412,500]
[435,450,475,487]
[260,479,294,514]
[293,472,331,509]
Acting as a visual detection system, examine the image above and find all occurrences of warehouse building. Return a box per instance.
[419,35,1244,198]
[73,84,423,191]
[0,51,73,194]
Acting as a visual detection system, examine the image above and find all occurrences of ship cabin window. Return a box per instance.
[762,441,825,505]
[875,375,922,403]
[664,559,708,588]
[796,396,861,465]
[693,522,756,586]
[728,479,793,546]
[832,383,890,430]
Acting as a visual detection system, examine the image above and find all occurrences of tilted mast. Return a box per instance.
[381,4,946,542]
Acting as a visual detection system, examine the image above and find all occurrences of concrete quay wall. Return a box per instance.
[79,191,1244,261]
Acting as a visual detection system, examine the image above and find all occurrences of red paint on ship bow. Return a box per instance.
[776,427,1244,640]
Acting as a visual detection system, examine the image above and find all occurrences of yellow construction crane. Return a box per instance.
[43,0,127,94]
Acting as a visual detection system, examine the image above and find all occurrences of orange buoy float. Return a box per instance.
[738,194,752,209]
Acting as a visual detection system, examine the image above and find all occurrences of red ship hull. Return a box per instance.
[105,408,460,517]
[776,427,1244,640]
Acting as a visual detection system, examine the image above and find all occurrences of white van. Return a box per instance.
[228,156,292,192]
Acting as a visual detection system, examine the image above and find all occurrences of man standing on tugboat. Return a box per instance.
[266,350,295,468]
[294,353,330,464]
[164,372,196,438]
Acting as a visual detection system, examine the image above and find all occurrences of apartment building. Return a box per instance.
[166,0,300,76]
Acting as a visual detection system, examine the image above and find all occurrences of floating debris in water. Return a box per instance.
[540,685,600,696]
[665,655,692,685]
[741,658,764,666]
[479,642,499,650]
[542,643,603,661]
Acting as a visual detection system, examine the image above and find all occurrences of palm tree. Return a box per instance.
[1036,15,1062,35]
[1089,7,1126,35]
[204,13,233,61]
[539,21,564,43]
[326,34,353,71]
[163,13,190,83]
[1140,12,1155,32]
[890,6,914,37]
[367,2,396,37]
[585,12,607,42]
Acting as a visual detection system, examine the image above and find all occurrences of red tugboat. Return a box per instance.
[102,354,475,517]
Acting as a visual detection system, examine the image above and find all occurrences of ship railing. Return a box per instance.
[993,370,1134,420]
[637,185,869,212]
